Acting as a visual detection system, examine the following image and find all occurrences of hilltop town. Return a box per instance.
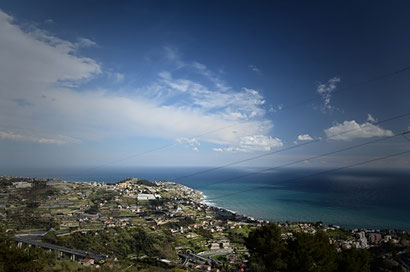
[0,176,409,271]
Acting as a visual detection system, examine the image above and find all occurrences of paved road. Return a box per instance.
[15,237,108,260]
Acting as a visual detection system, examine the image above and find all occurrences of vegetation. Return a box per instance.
[4,209,58,230]
[245,223,287,271]
[227,231,245,244]
[51,227,177,260]
[195,227,213,239]
[245,224,372,272]
[336,248,371,272]
[162,217,195,230]
[20,181,58,202]
[85,203,100,214]
[114,178,157,187]
[0,229,55,271]
[90,189,117,204]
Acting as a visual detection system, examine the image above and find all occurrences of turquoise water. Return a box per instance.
[1,167,409,230]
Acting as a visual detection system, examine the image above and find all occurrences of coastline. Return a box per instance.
[2,174,409,231]
[193,186,409,232]
[195,188,265,224]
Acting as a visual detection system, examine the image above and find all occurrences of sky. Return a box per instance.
[1,0,410,170]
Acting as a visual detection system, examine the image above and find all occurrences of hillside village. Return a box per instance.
[0,176,409,271]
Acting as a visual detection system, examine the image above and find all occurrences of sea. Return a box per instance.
[1,166,410,231]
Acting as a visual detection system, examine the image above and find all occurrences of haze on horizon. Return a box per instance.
[1,1,410,171]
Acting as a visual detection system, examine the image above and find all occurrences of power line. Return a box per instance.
[63,65,410,177]
[73,124,238,174]
[195,130,408,190]
[277,66,410,112]
[403,130,410,142]
[172,111,410,182]
[206,149,410,201]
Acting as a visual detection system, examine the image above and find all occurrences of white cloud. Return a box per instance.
[0,10,100,93]
[76,38,96,48]
[324,120,393,141]
[0,9,280,154]
[0,131,76,145]
[212,147,245,152]
[163,47,230,92]
[249,65,262,74]
[191,61,230,91]
[297,134,313,141]
[367,113,377,123]
[177,137,200,151]
[157,73,266,120]
[239,135,283,151]
[316,77,340,112]
[213,135,283,152]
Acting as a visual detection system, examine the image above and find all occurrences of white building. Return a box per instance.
[137,194,159,201]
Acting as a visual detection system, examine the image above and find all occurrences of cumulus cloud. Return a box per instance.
[297,134,313,141]
[213,135,283,152]
[0,9,280,153]
[316,77,340,112]
[239,135,283,151]
[324,120,393,141]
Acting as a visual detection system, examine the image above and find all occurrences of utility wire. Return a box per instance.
[206,149,410,200]
[195,130,409,190]
[74,124,237,174]
[277,66,410,112]
[66,65,410,177]
[172,111,410,181]
[107,65,410,171]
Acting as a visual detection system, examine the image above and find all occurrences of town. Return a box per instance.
[0,176,409,271]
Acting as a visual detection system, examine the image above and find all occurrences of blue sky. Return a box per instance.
[1,1,410,169]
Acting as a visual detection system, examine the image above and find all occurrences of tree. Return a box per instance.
[245,223,286,271]
[0,229,55,271]
[43,230,58,244]
[336,248,371,272]
[285,231,337,272]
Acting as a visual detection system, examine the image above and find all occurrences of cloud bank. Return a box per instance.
[0,10,280,153]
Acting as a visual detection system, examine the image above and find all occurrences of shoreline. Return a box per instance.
[199,191,260,223]
[2,175,409,231]
[193,186,410,232]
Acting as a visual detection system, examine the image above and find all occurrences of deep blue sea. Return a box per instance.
[1,166,410,230]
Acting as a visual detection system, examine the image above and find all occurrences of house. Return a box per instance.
[81,258,94,266]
